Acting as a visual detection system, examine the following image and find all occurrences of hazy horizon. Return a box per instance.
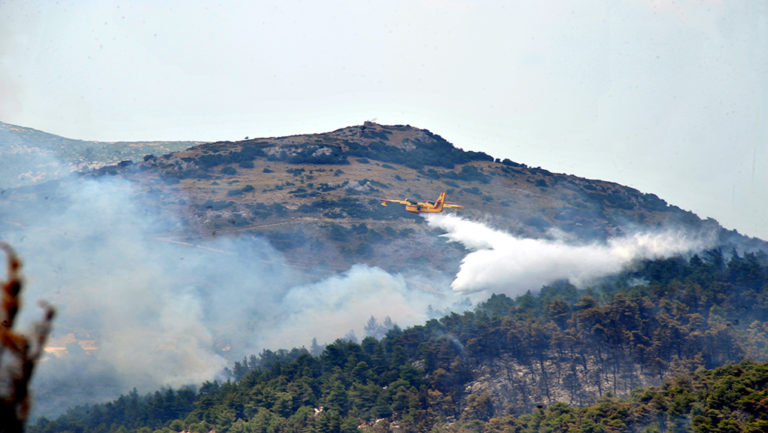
[1,0,766,240]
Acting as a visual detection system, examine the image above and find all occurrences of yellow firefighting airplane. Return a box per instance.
[379,192,463,213]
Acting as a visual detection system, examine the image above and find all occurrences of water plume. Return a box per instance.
[426,213,712,295]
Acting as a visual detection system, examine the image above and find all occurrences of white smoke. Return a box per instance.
[426,213,712,295]
[261,265,444,349]
[1,174,458,416]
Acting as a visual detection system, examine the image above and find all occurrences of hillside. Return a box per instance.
[448,360,768,433]
[30,251,768,433]
[0,121,201,189]
[75,121,762,272]
[4,121,768,425]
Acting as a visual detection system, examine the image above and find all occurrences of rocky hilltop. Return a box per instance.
[89,122,759,271]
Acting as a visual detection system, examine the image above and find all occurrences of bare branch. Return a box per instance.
[0,243,56,433]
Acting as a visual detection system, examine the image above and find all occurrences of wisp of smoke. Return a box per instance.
[426,213,712,296]
[262,265,443,348]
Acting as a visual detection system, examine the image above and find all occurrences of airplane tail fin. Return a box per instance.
[434,192,446,211]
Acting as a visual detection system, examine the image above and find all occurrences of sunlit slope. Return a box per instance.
[85,122,764,271]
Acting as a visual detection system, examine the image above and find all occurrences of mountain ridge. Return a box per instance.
[3,120,765,273]
[84,121,764,271]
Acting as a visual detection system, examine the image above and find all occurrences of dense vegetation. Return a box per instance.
[30,249,768,433]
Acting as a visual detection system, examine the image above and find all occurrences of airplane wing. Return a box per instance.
[380,198,413,206]
[443,203,463,209]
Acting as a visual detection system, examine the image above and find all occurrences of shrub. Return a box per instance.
[501,158,526,168]
[227,185,255,197]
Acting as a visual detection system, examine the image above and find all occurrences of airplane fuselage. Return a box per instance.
[380,192,461,213]
[405,203,442,213]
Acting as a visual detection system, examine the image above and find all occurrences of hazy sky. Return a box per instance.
[2,0,767,240]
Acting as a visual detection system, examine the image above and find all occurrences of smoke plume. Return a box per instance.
[0,174,457,416]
